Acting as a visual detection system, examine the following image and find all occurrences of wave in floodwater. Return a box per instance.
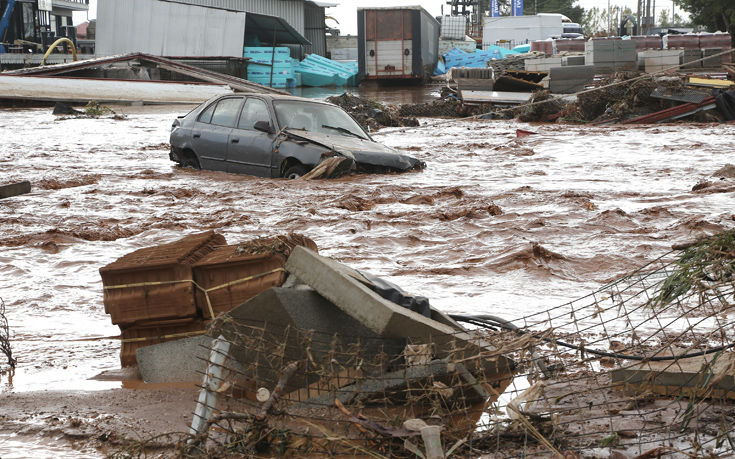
[0,107,733,398]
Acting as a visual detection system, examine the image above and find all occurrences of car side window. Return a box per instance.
[198,102,216,123]
[237,98,270,130]
[210,98,243,127]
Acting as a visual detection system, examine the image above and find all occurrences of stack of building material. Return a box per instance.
[637,49,682,73]
[524,56,562,72]
[437,46,518,75]
[101,231,318,366]
[295,54,358,87]
[530,40,553,54]
[663,34,700,50]
[699,33,732,64]
[440,16,467,40]
[100,231,225,366]
[548,65,595,93]
[562,55,586,66]
[438,36,478,55]
[631,35,663,50]
[702,48,723,68]
[681,49,702,69]
[244,47,296,89]
[585,38,636,73]
[554,38,585,53]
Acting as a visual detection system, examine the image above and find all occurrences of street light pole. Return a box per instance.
[607,0,611,35]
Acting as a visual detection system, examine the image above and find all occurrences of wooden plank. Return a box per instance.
[611,351,735,400]
[0,181,31,199]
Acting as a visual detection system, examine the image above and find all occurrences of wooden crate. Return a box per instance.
[192,234,318,318]
[100,231,226,326]
[193,249,287,318]
[119,318,207,367]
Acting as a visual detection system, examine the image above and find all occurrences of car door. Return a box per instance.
[191,97,243,172]
[226,97,277,177]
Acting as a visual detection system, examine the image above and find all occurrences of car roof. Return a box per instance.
[236,93,334,106]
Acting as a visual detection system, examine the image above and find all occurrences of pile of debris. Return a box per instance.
[398,98,495,118]
[325,93,418,131]
[99,231,316,366]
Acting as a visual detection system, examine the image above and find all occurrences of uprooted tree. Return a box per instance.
[0,298,15,371]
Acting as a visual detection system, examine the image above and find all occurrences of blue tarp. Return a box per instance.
[434,46,519,75]
[513,43,531,53]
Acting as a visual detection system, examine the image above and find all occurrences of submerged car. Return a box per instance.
[169,94,425,179]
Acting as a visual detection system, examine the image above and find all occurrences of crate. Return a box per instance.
[441,16,466,40]
[120,318,207,367]
[193,249,287,318]
[100,231,226,326]
[702,48,723,68]
[192,234,318,318]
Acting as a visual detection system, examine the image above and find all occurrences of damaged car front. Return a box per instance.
[169,94,425,179]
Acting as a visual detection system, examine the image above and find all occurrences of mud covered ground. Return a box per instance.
[1,105,734,456]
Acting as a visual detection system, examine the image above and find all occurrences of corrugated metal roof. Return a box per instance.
[163,0,307,33]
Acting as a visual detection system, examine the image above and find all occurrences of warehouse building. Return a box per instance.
[96,0,333,58]
[0,0,89,53]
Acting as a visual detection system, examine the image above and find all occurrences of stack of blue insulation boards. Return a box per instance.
[295,54,358,87]
[244,47,359,88]
[244,47,298,89]
[435,46,519,75]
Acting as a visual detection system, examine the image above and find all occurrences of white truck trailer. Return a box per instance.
[482,15,563,50]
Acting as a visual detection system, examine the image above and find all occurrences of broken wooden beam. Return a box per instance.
[0,181,31,199]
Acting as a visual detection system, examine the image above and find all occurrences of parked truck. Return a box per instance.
[357,6,440,81]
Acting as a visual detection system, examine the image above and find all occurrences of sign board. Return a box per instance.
[512,0,524,16]
[38,0,53,12]
[491,0,499,17]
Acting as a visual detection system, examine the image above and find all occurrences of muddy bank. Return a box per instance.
[0,386,196,457]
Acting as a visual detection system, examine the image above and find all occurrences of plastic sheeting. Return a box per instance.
[715,90,735,121]
[434,46,518,76]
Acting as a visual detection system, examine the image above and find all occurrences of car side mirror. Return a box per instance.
[254,120,273,133]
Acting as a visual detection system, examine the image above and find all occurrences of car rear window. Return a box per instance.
[198,102,216,123]
[210,98,243,127]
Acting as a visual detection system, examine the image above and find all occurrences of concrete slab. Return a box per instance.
[612,351,735,400]
[212,287,406,392]
[0,181,31,199]
[284,247,515,376]
[136,335,211,383]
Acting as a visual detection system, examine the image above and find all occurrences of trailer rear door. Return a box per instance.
[365,9,413,78]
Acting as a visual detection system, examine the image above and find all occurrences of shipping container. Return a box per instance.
[357,6,440,81]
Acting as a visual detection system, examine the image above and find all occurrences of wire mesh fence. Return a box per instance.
[130,231,735,458]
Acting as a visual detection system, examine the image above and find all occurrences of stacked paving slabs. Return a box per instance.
[637,49,682,73]
[100,231,225,366]
[702,48,723,68]
[562,55,586,66]
[585,38,637,73]
[549,65,595,93]
[682,49,702,69]
[524,56,562,72]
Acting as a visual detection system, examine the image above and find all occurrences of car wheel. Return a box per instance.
[181,155,200,170]
[283,164,308,179]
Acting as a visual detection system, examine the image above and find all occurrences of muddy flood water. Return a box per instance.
[0,100,734,455]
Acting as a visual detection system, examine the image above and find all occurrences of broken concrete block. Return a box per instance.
[284,247,514,378]
[213,287,406,392]
[0,181,31,199]
[611,351,735,400]
[136,335,210,383]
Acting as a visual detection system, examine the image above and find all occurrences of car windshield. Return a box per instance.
[273,100,368,140]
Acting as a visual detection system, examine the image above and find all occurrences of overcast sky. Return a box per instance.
[74,0,684,32]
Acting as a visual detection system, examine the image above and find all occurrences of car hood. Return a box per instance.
[285,130,425,171]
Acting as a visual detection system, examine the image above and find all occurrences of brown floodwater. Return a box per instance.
[0,103,733,455]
